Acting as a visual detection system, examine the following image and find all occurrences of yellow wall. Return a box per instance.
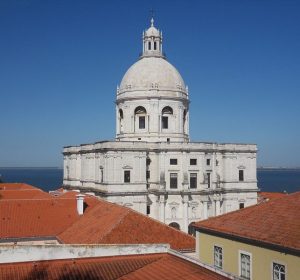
[197,232,300,280]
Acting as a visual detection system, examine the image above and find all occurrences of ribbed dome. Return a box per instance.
[119,56,185,91]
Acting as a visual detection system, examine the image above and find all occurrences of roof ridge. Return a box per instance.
[195,191,298,225]
[96,206,130,241]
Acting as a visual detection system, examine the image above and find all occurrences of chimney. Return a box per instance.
[76,194,85,215]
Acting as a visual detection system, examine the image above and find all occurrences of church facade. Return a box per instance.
[63,19,258,233]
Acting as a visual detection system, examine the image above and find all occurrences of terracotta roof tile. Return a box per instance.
[59,199,195,250]
[0,253,229,280]
[258,191,287,203]
[1,186,195,251]
[193,192,300,251]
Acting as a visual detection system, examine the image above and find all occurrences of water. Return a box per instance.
[0,168,299,193]
[0,168,63,192]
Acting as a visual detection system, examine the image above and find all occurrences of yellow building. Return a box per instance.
[193,192,300,280]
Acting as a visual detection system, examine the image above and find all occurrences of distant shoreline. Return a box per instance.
[0,167,62,170]
[0,167,299,171]
[258,167,300,171]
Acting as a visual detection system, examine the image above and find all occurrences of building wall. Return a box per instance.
[197,232,300,280]
[63,141,258,233]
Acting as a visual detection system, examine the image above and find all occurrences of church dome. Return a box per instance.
[119,56,186,92]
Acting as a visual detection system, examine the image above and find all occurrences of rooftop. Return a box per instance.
[193,191,300,255]
[0,183,195,251]
[0,244,230,280]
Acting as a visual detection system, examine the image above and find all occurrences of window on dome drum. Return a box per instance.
[239,203,245,209]
[239,170,244,181]
[148,41,151,50]
[170,158,177,165]
[214,246,223,269]
[190,173,197,189]
[154,41,157,50]
[240,253,251,279]
[124,170,130,183]
[273,263,285,280]
[206,159,211,166]
[161,106,173,129]
[170,173,178,189]
[190,158,197,165]
[162,116,168,129]
[139,116,145,129]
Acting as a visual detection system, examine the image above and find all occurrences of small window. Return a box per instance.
[124,170,130,183]
[146,170,150,179]
[190,158,197,165]
[239,170,244,181]
[273,263,285,280]
[206,159,211,166]
[148,41,151,50]
[146,158,151,165]
[240,253,251,279]
[154,41,157,50]
[190,173,197,189]
[139,116,145,129]
[162,116,168,129]
[214,246,223,269]
[167,138,170,143]
[239,203,244,209]
[170,173,178,189]
[170,159,177,165]
[147,205,151,215]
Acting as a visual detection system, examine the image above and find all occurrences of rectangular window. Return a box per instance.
[170,158,177,165]
[273,262,285,280]
[190,158,197,165]
[162,116,168,129]
[170,173,178,189]
[239,170,244,181]
[240,253,251,279]
[146,170,150,179]
[124,170,130,183]
[147,205,151,215]
[154,41,157,50]
[239,203,245,209]
[206,159,211,166]
[207,173,211,188]
[214,246,223,269]
[190,173,197,189]
[139,116,145,129]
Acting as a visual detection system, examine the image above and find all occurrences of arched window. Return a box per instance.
[119,109,123,119]
[135,106,147,129]
[188,222,196,236]
[183,109,187,132]
[162,106,173,129]
[154,41,157,50]
[148,41,151,50]
[169,222,180,230]
[119,109,124,132]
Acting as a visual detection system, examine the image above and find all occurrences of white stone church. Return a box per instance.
[63,19,258,233]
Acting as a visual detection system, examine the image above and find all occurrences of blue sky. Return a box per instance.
[0,0,299,167]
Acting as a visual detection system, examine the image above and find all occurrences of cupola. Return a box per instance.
[142,18,164,58]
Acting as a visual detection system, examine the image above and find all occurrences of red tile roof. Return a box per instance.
[0,185,195,251]
[0,183,38,190]
[59,198,195,250]
[258,191,287,203]
[0,253,229,280]
[193,192,300,253]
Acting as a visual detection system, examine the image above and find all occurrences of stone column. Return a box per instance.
[202,200,208,220]
[215,200,220,216]
[182,195,189,233]
[159,195,166,223]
